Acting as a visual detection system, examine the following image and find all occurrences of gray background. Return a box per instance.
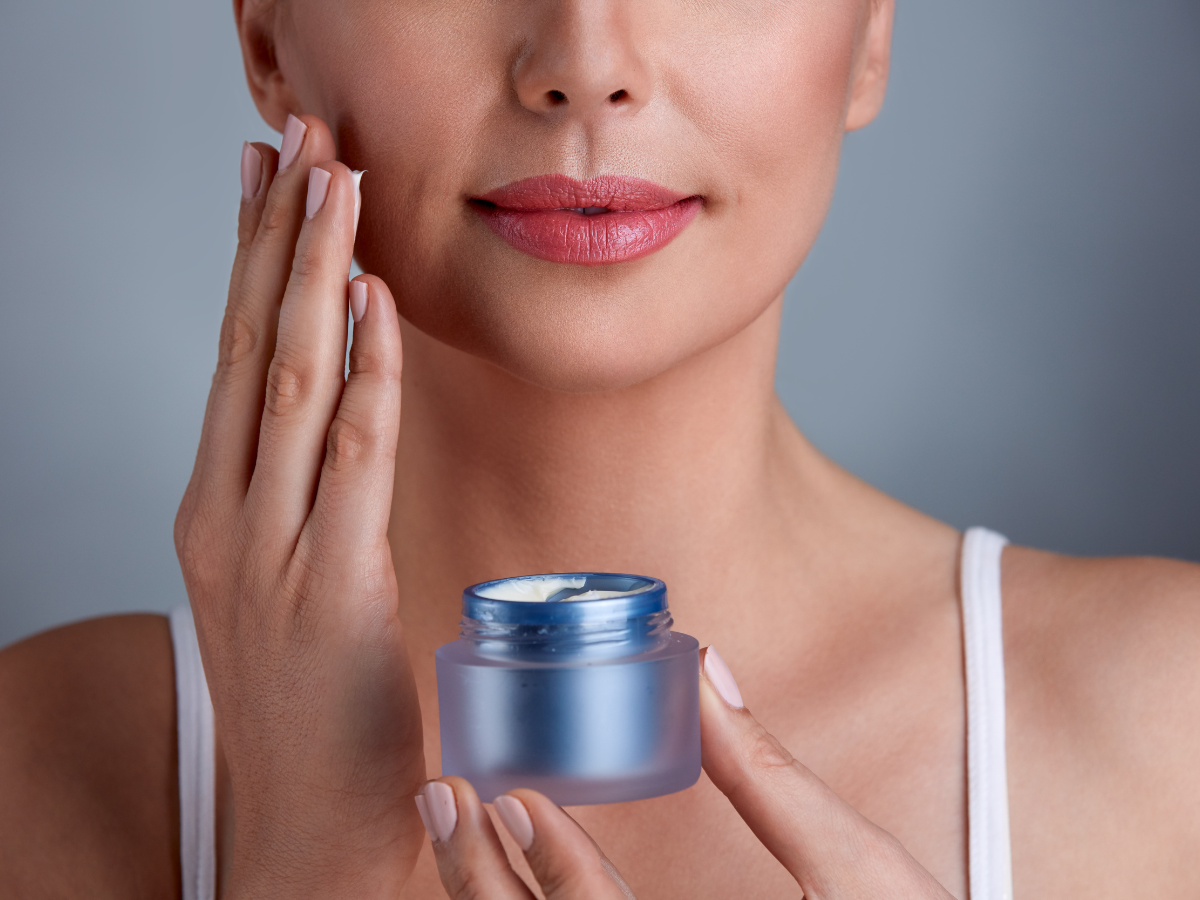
[1,1,1197,647]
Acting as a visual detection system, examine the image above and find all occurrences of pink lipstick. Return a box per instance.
[471,175,701,266]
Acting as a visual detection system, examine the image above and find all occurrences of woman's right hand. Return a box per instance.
[174,114,425,898]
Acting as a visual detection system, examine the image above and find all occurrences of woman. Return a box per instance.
[1,0,1198,897]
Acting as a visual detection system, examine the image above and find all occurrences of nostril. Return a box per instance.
[608,89,628,103]
[547,89,567,105]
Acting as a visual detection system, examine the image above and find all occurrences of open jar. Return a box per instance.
[435,573,700,805]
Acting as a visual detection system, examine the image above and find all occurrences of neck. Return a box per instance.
[388,293,840,648]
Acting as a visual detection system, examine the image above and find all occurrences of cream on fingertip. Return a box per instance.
[351,170,366,239]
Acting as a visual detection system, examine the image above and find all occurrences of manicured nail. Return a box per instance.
[306,167,332,220]
[423,781,457,843]
[349,280,368,322]
[240,142,262,199]
[494,795,534,851]
[703,646,744,709]
[414,793,435,839]
[351,170,365,235]
[278,114,307,171]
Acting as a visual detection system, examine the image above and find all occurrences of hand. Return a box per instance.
[173,114,424,898]
[417,647,954,899]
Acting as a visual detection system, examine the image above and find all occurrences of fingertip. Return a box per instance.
[701,645,745,710]
[493,794,535,851]
[283,114,338,168]
[240,142,262,200]
[349,279,368,322]
[420,780,458,843]
[352,275,402,348]
[278,113,309,171]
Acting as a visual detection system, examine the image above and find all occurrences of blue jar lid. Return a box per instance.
[461,573,670,660]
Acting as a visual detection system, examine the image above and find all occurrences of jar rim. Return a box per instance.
[463,573,667,625]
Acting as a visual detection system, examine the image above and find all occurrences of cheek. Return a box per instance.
[672,4,859,276]
[279,2,861,393]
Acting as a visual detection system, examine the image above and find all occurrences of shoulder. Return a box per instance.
[1003,545,1200,713]
[0,614,180,898]
[1001,545,1200,893]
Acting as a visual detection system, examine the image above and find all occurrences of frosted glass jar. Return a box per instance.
[435,573,700,805]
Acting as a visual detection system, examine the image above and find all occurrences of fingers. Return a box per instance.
[418,780,635,900]
[299,275,402,573]
[246,155,362,537]
[417,779,538,900]
[698,647,952,899]
[194,114,337,510]
[497,790,635,900]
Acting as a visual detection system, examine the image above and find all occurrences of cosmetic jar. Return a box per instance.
[435,573,700,805]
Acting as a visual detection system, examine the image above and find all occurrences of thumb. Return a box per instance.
[698,647,952,899]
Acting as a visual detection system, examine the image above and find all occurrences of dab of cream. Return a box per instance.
[478,576,652,603]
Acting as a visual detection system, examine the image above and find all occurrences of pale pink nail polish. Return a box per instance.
[306,167,332,220]
[240,142,261,200]
[414,793,435,840]
[703,646,744,709]
[349,281,368,322]
[278,114,307,172]
[423,781,457,843]
[494,795,534,851]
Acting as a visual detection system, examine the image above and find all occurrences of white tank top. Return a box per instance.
[169,526,1013,900]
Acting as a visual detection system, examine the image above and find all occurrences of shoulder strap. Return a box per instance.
[169,606,216,900]
[960,527,1014,900]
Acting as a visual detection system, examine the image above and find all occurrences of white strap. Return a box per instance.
[170,606,216,900]
[961,528,1014,900]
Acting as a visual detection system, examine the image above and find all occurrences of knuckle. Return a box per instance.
[256,195,295,241]
[174,496,235,596]
[217,309,261,371]
[742,721,795,773]
[349,350,402,387]
[288,244,321,286]
[236,207,260,246]
[440,865,491,900]
[324,416,370,473]
[264,357,307,417]
[536,863,594,900]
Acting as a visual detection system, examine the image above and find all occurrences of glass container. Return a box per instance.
[435,573,700,805]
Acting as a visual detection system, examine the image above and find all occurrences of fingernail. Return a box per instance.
[423,781,457,843]
[306,167,332,220]
[414,792,435,839]
[349,280,368,322]
[240,142,262,199]
[278,113,307,171]
[351,170,365,236]
[703,646,744,710]
[494,795,534,851]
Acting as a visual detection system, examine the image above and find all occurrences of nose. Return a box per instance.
[513,1,652,120]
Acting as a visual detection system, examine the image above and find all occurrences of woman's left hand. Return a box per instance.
[415,646,954,899]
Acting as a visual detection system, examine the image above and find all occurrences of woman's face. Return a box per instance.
[243,0,892,392]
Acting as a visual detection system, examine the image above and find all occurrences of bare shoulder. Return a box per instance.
[0,615,180,899]
[1002,545,1200,895]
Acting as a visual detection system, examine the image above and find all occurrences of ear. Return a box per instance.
[233,0,299,133]
[845,0,895,132]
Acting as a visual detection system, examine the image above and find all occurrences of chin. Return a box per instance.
[401,280,707,394]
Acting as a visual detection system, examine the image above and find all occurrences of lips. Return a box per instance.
[471,174,701,266]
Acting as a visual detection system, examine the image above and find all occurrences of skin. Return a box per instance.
[2,0,1199,897]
